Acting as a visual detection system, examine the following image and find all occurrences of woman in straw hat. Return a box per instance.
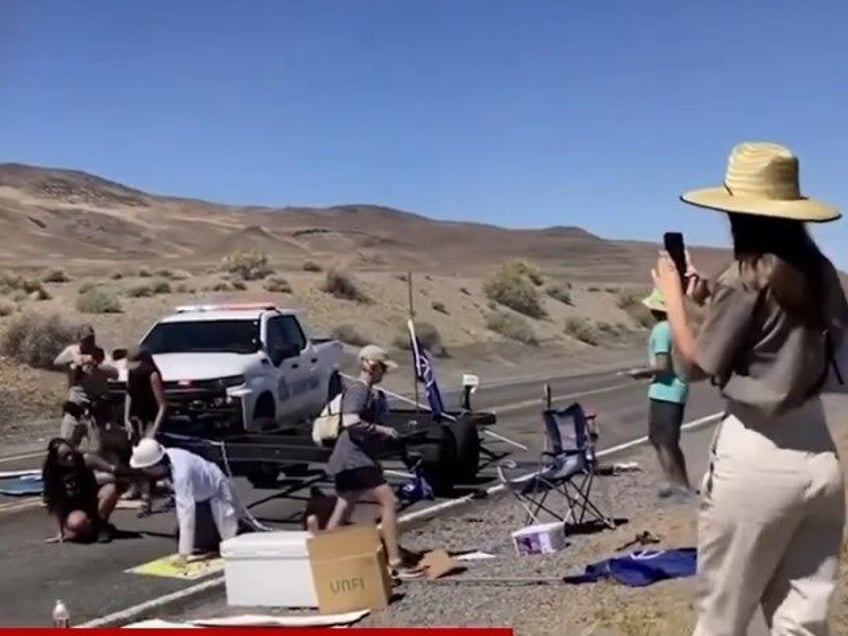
[624,288,692,501]
[652,142,848,635]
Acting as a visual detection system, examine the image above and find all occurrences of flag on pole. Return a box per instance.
[407,319,446,419]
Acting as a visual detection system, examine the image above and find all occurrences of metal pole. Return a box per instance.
[407,271,420,414]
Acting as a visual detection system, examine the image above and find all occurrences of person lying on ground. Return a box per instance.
[130,438,241,567]
[42,438,134,544]
[123,347,168,516]
[325,345,424,580]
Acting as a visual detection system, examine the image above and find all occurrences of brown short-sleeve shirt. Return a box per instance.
[696,258,848,415]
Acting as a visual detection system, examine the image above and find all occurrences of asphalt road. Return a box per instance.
[0,370,724,626]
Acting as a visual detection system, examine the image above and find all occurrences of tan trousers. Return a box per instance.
[693,399,845,636]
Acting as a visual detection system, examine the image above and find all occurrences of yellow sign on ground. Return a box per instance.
[126,554,224,580]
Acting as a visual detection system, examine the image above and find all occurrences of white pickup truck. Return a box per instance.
[111,303,344,435]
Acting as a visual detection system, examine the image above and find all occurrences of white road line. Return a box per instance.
[77,410,723,628]
[0,451,45,465]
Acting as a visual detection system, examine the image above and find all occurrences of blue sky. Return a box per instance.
[2,1,846,263]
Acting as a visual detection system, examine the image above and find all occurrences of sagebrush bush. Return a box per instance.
[330,324,369,347]
[109,271,124,280]
[564,316,600,346]
[431,301,449,314]
[485,310,538,345]
[126,283,154,298]
[0,273,48,299]
[483,261,546,318]
[137,267,153,278]
[322,270,370,303]
[1,313,83,369]
[545,284,572,305]
[42,268,70,283]
[77,288,123,314]
[302,261,322,273]
[263,276,292,293]
[221,250,273,281]
[392,322,446,357]
[151,279,172,294]
[0,301,16,317]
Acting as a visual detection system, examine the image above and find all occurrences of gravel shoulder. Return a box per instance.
[165,395,848,635]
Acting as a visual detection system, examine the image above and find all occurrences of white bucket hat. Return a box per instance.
[130,438,166,469]
[681,142,840,223]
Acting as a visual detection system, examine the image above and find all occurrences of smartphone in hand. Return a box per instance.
[663,232,687,287]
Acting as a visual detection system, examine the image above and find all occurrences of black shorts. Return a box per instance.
[334,466,386,493]
[648,399,685,447]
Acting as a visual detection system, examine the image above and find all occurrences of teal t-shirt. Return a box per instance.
[647,320,688,404]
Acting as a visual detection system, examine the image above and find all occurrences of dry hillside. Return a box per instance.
[0,162,728,435]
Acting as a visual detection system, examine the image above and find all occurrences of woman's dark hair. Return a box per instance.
[131,348,161,375]
[42,438,87,515]
[728,213,827,327]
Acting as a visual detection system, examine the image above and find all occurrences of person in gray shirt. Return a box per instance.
[325,345,423,579]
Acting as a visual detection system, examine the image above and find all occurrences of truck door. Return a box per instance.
[264,315,310,423]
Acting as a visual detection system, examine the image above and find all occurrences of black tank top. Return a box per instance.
[127,363,159,422]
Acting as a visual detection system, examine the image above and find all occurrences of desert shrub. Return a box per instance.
[486,311,538,345]
[76,288,123,314]
[460,287,471,296]
[137,267,153,278]
[221,250,273,281]
[0,301,16,317]
[42,268,70,283]
[597,321,619,335]
[331,324,369,347]
[616,289,654,329]
[126,283,154,298]
[77,281,102,295]
[1,313,83,369]
[431,301,449,314]
[605,286,619,293]
[211,281,231,292]
[392,322,446,356]
[151,279,172,294]
[232,279,247,291]
[545,284,572,305]
[587,286,601,292]
[395,273,408,282]
[302,261,323,273]
[0,273,47,297]
[109,271,124,280]
[565,317,600,345]
[322,270,370,303]
[263,276,292,293]
[483,261,546,318]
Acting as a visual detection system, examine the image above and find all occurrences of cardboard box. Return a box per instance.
[306,524,392,614]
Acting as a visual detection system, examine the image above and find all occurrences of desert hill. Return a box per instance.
[0,162,731,280]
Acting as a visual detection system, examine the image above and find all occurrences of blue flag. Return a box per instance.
[408,319,446,419]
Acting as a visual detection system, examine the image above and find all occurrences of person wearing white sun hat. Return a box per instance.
[652,142,848,635]
[130,438,240,566]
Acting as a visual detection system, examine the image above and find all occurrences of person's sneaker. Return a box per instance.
[389,563,425,580]
[96,523,114,544]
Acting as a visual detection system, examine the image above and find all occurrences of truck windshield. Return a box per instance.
[140,320,261,355]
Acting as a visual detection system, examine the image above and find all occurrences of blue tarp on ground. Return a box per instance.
[0,474,44,496]
[563,548,697,587]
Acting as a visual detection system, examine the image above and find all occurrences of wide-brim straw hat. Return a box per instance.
[641,289,666,313]
[681,142,840,223]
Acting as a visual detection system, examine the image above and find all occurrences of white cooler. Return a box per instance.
[220,531,319,608]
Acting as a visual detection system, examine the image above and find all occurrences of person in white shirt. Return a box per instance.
[130,438,240,565]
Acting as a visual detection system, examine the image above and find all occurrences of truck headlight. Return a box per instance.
[218,375,246,388]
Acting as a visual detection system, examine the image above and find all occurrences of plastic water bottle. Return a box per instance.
[52,600,70,627]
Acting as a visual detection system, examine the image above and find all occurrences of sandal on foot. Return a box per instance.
[389,563,425,580]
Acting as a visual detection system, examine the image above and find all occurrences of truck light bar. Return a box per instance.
[174,302,278,313]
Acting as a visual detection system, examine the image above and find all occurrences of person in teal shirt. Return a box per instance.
[626,289,692,500]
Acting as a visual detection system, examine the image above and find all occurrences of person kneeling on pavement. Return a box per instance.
[42,438,134,544]
[129,438,242,566]
[325,345,424,580]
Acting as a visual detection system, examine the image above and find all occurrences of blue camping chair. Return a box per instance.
[497,392,615,528]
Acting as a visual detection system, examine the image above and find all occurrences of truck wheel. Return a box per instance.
[416,424,458,497]
[449,414,481,483]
